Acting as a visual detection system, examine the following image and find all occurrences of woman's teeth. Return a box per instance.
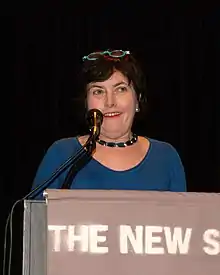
[104,112,121,117]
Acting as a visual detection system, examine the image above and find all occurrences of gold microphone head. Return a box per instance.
[86,109,103,139]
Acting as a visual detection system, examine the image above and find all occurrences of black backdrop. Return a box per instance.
[1,2,220,275]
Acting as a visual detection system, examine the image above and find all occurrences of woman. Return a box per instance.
[31,49,187,199]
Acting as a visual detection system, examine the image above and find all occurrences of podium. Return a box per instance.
[22,189,220,275]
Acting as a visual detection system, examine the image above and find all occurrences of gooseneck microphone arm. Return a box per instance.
[29,108,103,198]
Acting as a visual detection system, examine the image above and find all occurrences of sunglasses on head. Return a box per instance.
[82,50,130,61]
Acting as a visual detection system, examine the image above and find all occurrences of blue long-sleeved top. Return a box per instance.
[31,137,187,199]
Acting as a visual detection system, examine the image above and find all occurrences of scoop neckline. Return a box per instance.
[74,136,153,173]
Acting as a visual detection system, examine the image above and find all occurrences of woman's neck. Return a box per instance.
[98,132,133,143]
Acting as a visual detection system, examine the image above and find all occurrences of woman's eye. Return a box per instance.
[117,86,128,93]
[93,89,104,95]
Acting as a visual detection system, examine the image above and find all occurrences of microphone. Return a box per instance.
[86,108,103,140]
[60,109,103,189]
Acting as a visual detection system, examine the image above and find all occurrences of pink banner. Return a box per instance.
[45,189,220,275]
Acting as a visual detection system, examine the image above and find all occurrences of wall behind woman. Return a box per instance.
[1,4,219,274]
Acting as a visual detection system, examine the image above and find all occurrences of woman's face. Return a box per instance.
[86,70,138,140]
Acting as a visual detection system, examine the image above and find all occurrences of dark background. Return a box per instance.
[1,2,220,275]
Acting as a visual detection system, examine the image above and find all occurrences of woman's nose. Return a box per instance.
[104,92,116,108]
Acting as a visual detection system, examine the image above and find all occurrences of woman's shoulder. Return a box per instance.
[148,137,176,150]
[45,136,82,156]
[50,136,79,147]
[143,136,182,160]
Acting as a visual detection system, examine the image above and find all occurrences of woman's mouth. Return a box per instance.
[104,112,121,118]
